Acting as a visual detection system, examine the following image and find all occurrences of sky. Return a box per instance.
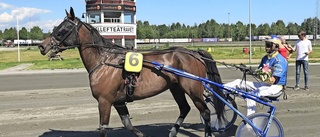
[0,0,319,32]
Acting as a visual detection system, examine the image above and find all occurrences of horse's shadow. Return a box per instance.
[39,123,238,137]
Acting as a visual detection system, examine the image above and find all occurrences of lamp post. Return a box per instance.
[82,13,87,23]
[249,0,252,63]
[16,15,20,62]
[314,0,319,46]
[228,12,231,44]
[228,12,230,37]
[192,30,194,46]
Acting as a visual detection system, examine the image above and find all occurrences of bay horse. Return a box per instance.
[38,7,226,137]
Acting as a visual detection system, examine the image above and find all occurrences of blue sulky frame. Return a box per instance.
[150,61,283,137]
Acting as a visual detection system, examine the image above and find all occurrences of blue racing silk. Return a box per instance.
[258,52,288,85]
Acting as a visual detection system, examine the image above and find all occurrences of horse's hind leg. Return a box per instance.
[169,86,191,137]
[114,102,145,137]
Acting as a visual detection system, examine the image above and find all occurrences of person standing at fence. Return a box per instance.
[224,35,287,116]
[292,31,312,91]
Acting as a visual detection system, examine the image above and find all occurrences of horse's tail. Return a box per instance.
[197,50,226,122]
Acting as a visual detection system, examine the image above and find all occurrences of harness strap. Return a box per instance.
[88,63,103,76]
[88,60,125,77]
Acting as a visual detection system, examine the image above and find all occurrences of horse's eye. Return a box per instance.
[56,29,69,39]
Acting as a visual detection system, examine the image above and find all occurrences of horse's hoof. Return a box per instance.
[169,130,178,137]
[100,130,107,137]
[98,127,107,137]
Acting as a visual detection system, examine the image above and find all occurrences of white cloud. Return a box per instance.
[25,19,63,32]
[0,2,13,10]
[0,2,52,30]
[0,7,51,23]
[0,12,13,22]
[12,8,51,20]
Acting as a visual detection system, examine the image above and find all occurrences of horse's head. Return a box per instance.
[39,7,82,55]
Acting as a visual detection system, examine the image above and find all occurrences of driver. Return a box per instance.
[224,35,288,116]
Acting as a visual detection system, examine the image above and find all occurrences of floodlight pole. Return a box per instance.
[249,0,252,63]
[228,12,230,41]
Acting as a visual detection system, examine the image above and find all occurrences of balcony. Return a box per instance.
[102,0,135,6]
[86,0,100,4]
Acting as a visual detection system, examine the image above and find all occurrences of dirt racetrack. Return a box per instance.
[1,85,320,137]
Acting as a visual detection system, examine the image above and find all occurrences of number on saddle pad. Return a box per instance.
[124,52,143,73]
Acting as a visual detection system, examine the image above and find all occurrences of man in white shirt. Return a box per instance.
[292,31,313,91]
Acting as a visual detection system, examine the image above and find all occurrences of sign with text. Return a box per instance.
[91,23,136,36]
[86,4,136,12]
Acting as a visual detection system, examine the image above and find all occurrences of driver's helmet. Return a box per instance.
[264,35,281,53]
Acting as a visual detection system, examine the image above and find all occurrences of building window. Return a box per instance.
[125,39,134,48]
[89,14,101,23]
[104,18,120,23]
[124,13,134,24]
[104,12,121,23]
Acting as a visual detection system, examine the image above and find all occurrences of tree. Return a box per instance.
[270,20,287,35]
[136,20,146,39]
[3,27,17,40]
[198,23,207,38]
[150,25,159,40]
[276,20,287,35]
[30,26,43,40]
[156,24,169,38]
[287,22,300,35]
[234,21,246,41]
[144,26,153,39]
[256,23,270,35]
[220,23,228,38]
[170,22,181,31]
[300,18,314,34]
[0,30,3,40]
[19,27,28,39]
[190,25,198,38]
[246,24,257,36]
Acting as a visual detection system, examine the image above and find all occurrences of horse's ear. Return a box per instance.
[69,7,75,20]
[65,9,70,17]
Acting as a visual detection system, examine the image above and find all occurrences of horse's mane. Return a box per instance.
[80,19,126,57]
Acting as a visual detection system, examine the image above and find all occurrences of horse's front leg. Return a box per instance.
[114,102,145,137]
[97,98,113,137]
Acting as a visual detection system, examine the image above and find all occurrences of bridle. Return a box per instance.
[49,17,82,53]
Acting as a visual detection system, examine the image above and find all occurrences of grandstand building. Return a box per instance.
[83,0,136,48]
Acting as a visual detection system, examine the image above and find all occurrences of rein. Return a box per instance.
[200,56,257,75]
